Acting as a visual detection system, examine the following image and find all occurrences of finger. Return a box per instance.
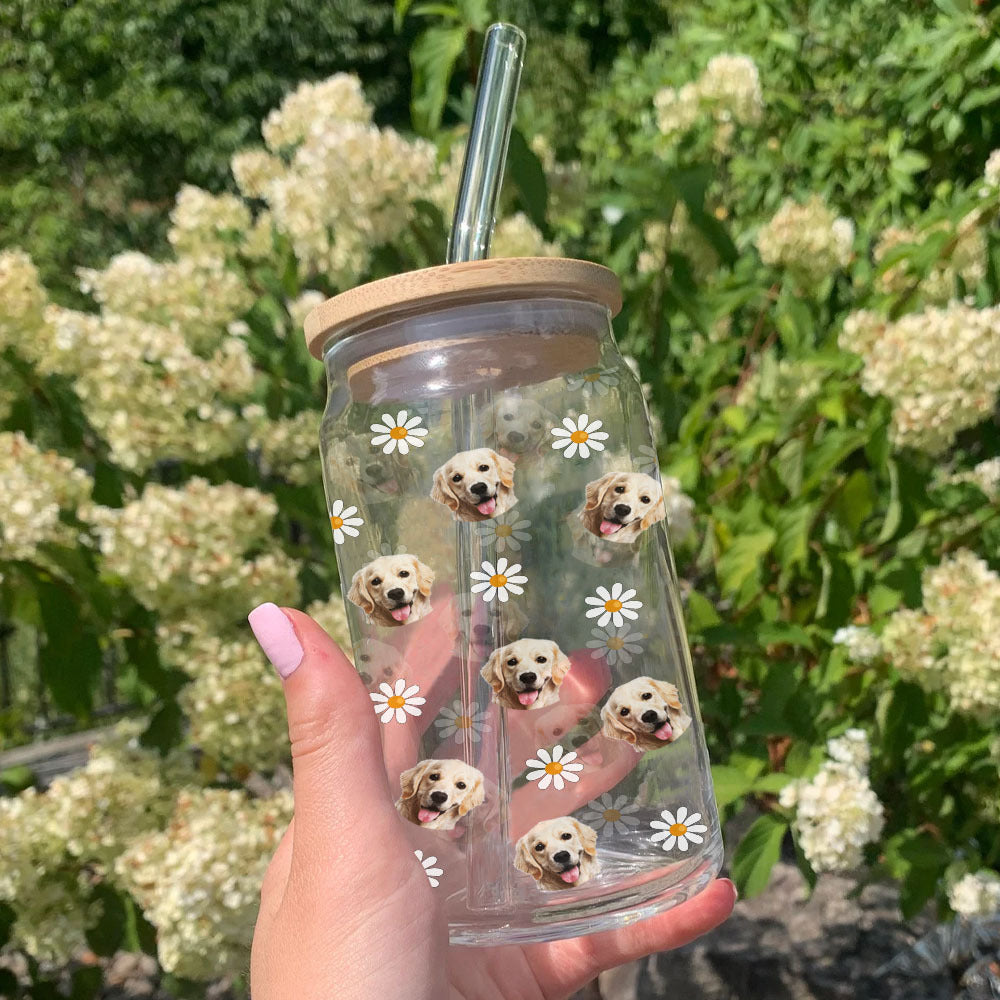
[257,818,295,928]
[529,878,736,996]
[248,603,401,871]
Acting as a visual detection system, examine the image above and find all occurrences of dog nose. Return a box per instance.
[470,481,489,495]
[386,587,405,601]
[430,790,448,805]
[641,709,660,724]
[519,671,537,685]
[507,431,525,444]
[553,851,571,864]
[614,503,631,517]
[366,463,382,477]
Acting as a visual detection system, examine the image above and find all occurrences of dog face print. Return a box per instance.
[514,817,599,891]
[581,472,665,543]
[600,676,692,752]
[485,398,552,457]
[430,448,517,521]
[480,638,572,711]
[396,759,486,830]
[347,554,434,627]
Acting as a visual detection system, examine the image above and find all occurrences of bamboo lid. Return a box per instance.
[302,257,622,359]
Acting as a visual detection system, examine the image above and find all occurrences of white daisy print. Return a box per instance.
[369,410,428,455]
[635,444,659,477]
[649,806,708,852]
[434,700,491,744]
[525,744,584,791]
[581,794,642,837]
[414,849,443,888]
[478,513,532,554]
[585,582,643,628]
[550,413,609,459]
[328,499,364,544]
[586,625,644,666]
[370,678,426,723]
[470,557,527,604]
[566,366,620,395]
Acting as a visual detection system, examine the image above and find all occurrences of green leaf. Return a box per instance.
[394,0,419,31]
[686,589,721,630]
[773,504,813,570]
[85,884,126,957]
[732,813,789,898]
[834,470,874,540]
[410,24,467,134]
[505,129,549,233]
[716,529,775,596]
[711,763,756,807]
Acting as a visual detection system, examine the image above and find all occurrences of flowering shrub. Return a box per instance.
[1,0,1000,992]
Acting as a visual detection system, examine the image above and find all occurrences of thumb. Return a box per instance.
[248,602,400,868]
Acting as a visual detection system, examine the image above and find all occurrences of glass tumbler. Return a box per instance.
[304,257,722,944]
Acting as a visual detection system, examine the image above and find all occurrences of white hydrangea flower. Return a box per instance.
[874,213,985,302]
[832,626,883,665]
[116,787,293,980]
[249,410,320,485]
[0,248,47,352]
[262,74,372,150]
[231,147,285,199]
[882,550,1000,722]
[0,432,92,565]
[85,478,300,627]
[840,303,1000,454]
[637,205,718,281]
[654,82,702,136]
[287,289,327,334]
[490,212,562,258]
[167,184,252,262]
[786,758,885,873]
[982,149,1000,191]
[948,870,1000,918]
[756,196,854,285]
[949,457,1000,501]
[825,728,872,771]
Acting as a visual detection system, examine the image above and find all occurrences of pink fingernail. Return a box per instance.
[248,603,304,678]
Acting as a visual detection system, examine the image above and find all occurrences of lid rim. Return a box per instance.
[302,257,622,360]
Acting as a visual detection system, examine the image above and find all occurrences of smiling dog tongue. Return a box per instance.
[654,721,673,741]
[417,808,440,824]
[599,519,622,535]
[560,866,580,884]
[390,605,411,622]
[477,497,497,516]
[517,690,539,707]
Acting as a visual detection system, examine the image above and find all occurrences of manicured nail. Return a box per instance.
[720,877,738,902]
[248,603,304,678]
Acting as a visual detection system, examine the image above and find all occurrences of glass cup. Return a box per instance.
[305,257,722,944]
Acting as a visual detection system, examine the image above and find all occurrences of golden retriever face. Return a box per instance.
[431,448,516,521]
[480,639,571,710]
[487,399,551,456]
[347,554,434,627]
[601,676,692,752]
[396,759,486,830]
[514,817,599,891]
[581,472,665,543]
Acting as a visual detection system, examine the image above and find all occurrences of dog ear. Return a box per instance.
[480,648,505,694]
[398,759,434,800]
[641,493,666,531]
[459,769,486,816]
[650,678,682,710]
[491,450,516,490]
[601,700,638,745]
[430,466,460,512]
[413,557,435,596]
[652,679,693,737]
[514,835,543,880]
[584,473,615,512]
[571,818,598,859]
[551,643,572,685]
[347,568,374,615]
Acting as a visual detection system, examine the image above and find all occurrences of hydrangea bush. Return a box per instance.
[1,0,1000,991]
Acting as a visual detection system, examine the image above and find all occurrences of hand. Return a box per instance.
[248,604,735,1000]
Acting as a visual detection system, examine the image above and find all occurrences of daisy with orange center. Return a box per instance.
[470,557,527,603]
[434,699,491,744]
[369,409,428,455]
[650,806,708,852]
[582,794,642,837]
[551,413,609,459]
[370,678,425,724]
[585,582,643,628]
[525,745,583,791]
[327,498,363,544]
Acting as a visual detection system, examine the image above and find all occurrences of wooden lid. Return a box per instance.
[303,257,622,359]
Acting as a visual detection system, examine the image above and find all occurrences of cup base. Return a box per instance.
[448,838,724,946]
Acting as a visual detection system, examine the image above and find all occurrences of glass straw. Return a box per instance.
[447,22,526,264]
